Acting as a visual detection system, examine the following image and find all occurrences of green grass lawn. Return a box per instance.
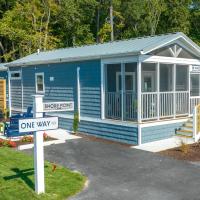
[0,147,86,200]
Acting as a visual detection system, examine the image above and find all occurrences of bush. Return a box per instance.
[73,112,79,133]
[20,135,33,143]
[43,132,49,141]
[0,139,16,148]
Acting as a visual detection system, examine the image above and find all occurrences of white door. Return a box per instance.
[116,72,136,92]
[142,71,156,92]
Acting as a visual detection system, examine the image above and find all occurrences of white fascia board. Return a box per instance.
[141,55,200,65]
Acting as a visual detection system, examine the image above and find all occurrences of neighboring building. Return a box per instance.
[0,63,8,108]
[5,32,200,145]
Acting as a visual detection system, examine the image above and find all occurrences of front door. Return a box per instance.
[142,71,156,92]
[116,72,136,92]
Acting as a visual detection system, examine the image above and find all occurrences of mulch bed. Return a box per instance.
[14,136,56,147]
[75,132,132,148]
[159,142,200,161]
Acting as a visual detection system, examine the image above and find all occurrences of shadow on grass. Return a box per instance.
[3,168,35,190]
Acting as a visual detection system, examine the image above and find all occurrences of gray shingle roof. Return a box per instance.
[6,32,200,67]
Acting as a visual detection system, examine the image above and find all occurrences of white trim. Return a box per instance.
[101,62,105,119]
[10,70,21,80]
[77,67,80,121]
[8,69,12,117]
[35,72,45,94]
[138,124,142,145]
[156,63,160,120]
[121,63,125,121]
[141,55,200,65]
[173,64,176,118]
[142,35,200,56]
[137,60,142,123]
[140,118,188,127]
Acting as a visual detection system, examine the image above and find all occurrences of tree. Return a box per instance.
[157,0,192,34]
[189,0,200,45]
[0,0,60,61]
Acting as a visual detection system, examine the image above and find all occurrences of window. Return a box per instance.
[10,71,21,80]
[35,73,45,93]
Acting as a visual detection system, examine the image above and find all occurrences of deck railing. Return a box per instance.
[105,92,137,121]
[105,91,200,121]
[141,91,189,120]
[190,96,200,115]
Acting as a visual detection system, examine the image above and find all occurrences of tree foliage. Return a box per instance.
[0,0,199,61]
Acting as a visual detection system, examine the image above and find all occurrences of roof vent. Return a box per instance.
[37,49,40,54]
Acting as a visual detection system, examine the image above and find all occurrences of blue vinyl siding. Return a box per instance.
[59,117,138,145]
[12,59,101,118]
[141,122,183,143]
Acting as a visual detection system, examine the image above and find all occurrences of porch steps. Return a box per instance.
[176,118,193,138]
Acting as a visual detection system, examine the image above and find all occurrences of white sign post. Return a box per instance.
[33,95,45,194]
[18,97,74,194]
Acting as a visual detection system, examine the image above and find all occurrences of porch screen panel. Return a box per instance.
[191,74,200,96]
[141,63,157,119]
[105,64,122,119]
[124,63,137,121]
[159,64,173,117]
[176,65,189,115]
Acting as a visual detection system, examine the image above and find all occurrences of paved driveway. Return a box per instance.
[26,138,200,200]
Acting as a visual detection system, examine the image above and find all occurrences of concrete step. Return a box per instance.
[176,129,193,137]
[183,122,193,127]
[182,126,193,132]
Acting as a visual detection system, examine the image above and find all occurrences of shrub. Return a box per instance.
[179,140,189,154]
[73,112,79,133]
[20,135,33,143]
[7,140,17,148]
[43,132,49,141]
[0,139,16,148]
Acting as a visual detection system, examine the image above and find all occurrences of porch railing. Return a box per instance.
[190,96,200,115]
[141,91,189,120]
[105,92,137,121]
[105,91,200,121]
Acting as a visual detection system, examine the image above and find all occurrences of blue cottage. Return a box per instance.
[5,32,200,145]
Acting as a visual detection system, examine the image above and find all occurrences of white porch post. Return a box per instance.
[156,63,160,120]
[101,63,105,119]
[188,65,191,115]
[137,60,142,123]
[77,67,80,121]
[121,63,125,121]
[8,69,12,117]
[173,64,176,118]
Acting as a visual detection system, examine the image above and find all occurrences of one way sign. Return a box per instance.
[19,117,58,133]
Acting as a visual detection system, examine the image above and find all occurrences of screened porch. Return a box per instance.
[104,61,200,122]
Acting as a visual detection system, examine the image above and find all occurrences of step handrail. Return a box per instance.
[193,104,200,142]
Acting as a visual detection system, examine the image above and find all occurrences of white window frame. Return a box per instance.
[116,72,136,92]
[10,70,21,80]
[35,72,45,94]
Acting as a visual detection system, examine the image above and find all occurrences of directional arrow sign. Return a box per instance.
[19,117,58,133]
